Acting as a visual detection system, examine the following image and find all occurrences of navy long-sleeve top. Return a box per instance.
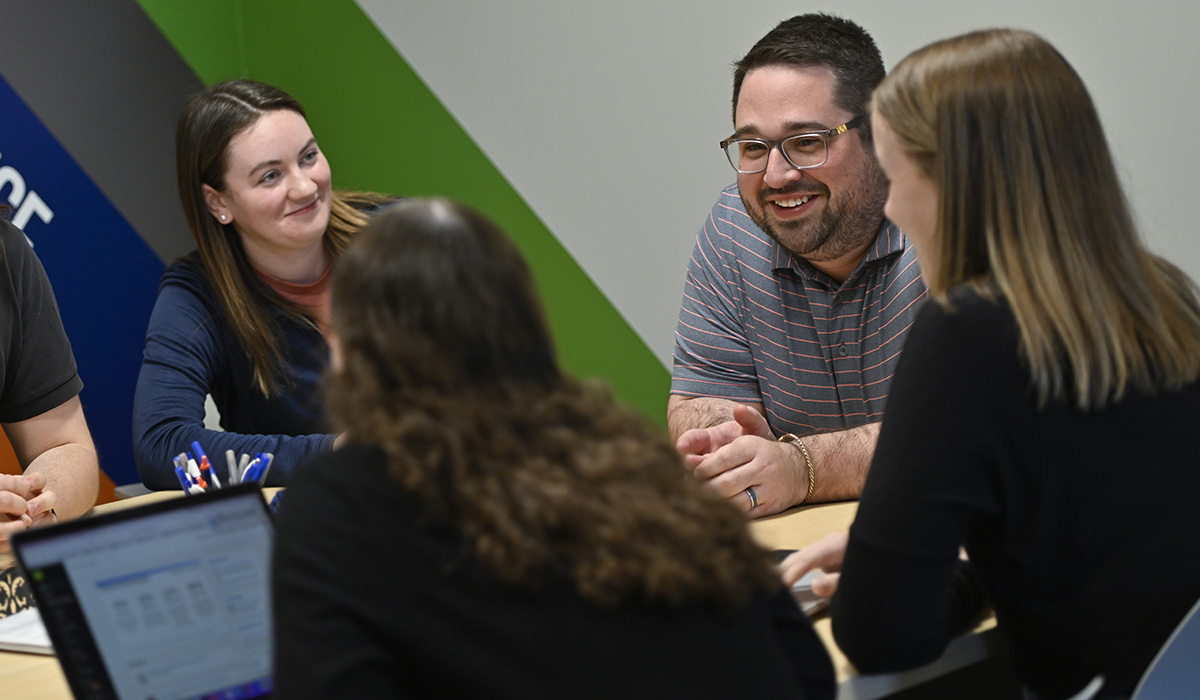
[132,253,334,489]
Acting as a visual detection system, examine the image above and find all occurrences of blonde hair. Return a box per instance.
[874,29,1200,409]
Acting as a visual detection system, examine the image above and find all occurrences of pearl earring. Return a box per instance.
[220,215,227,222]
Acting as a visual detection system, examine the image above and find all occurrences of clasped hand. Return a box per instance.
[0,472,57,552]
[676,405,808,516]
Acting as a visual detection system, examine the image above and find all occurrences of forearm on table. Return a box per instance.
[787,422,880,503]
[26,442,99,519]
[4,397,100,519]
[666,394,754,442]
[137,423,334,489]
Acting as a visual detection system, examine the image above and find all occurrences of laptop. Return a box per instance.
[12,483,275,700]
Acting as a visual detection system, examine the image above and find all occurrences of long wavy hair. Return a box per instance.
[327,199,780,607]
[175,79,391,395]
[873,29,1200,409]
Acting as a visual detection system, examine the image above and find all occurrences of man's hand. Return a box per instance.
[676,404,773,465]
[24,471,58,528]
[0,472,50,552]
[669,395,882,510]
[677,406,807,517]
[4,396,98,523]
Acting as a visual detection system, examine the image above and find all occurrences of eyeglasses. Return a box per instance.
[720,115,867,174]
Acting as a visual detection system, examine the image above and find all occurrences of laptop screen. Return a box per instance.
[13,484,274,700]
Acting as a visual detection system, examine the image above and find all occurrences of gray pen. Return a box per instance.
[226,449,239,486]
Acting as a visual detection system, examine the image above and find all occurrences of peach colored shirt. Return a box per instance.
[253,264,332,336]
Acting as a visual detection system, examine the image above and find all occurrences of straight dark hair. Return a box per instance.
[175,79,390,395]
[733,13,885,142]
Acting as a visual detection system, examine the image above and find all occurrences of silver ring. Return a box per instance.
[745,486,759,509]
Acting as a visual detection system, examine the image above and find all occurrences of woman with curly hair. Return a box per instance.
[272,199,834,699]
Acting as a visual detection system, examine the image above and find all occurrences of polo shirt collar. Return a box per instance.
[773,219,907,282]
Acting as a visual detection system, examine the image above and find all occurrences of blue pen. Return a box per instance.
[200,455,222,489]
[241,456,262,484]
[257,453,274,484]
[191,441,216,487]
[245,452,272,484]
[174,465,191,492]
[252,452,268,483]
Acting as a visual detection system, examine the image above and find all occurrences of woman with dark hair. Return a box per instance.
[132,80,392,489]
[782,29,1200,699]
[272,199,835,699]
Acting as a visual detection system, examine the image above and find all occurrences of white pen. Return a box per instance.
[182,453,200,480]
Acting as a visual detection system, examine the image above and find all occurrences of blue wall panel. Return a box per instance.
[0,74,164,485]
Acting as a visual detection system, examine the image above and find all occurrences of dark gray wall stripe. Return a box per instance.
[0,0,203,263]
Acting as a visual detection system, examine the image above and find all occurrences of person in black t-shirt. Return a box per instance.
[0,214,99,616]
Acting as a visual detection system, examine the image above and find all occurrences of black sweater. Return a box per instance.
[273,444,836,699]
[833,289,1200,699]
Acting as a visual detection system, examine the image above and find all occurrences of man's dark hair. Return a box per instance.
[732,13,885,143]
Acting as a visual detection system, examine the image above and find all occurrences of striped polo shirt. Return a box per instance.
[671,185,927,436]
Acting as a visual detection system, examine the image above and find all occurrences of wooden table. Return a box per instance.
[748,501,1001,700]
[2,495,997,700]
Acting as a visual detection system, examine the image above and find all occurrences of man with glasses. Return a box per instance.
[669,14,926,517]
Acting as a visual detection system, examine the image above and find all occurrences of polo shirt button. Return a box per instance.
[838,345,848,356]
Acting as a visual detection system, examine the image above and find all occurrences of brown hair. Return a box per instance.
[873,29,1200,408]
[733,13,885,143]
[175,79,390,395]
[328,199,780,607]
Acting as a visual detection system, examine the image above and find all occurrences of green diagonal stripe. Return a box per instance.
[136,0,668,425]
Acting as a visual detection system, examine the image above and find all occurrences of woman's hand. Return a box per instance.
[779,531,849,598]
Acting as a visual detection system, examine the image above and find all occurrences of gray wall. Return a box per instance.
[360,0,1200,367]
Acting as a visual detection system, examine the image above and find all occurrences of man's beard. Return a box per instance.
[742,163,888,264]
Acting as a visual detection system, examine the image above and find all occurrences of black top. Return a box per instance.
[273,444,836,700]
[832,288,1200,698]
[0,219,82,423]
[0,218,82,618]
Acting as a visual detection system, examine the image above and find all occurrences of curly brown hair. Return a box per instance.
[328,199,781,608]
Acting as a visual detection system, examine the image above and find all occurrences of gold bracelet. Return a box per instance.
[778,433,816,505]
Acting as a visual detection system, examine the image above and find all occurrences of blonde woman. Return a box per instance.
[783,30,1200,700]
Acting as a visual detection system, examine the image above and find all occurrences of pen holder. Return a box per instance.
[172,443,274,494]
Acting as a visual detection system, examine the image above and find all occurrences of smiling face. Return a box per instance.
[202,109,332,276]
[871,112,939,272]
[734,64,887,273]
